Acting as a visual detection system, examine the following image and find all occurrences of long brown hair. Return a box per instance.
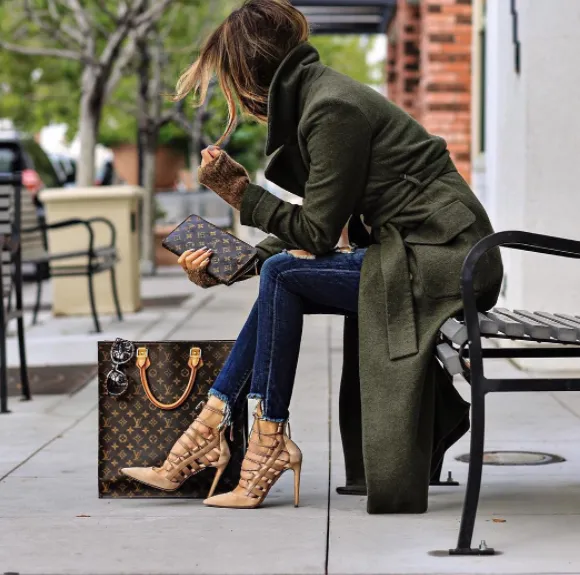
[174,0,309,144]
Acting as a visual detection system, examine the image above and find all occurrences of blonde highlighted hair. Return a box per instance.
[174,0,310,144]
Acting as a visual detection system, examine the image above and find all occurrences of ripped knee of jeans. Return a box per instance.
[284,249,316,260]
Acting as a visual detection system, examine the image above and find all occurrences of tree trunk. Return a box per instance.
[190,80,215,190]
[77,68,101,187]
[141,130,157,273]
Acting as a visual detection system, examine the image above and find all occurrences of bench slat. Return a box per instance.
[515,310,578,342]
[436,343,463,376]
[439,314,500,345]
[486,309,526,338]
[494,308,552,340]
[439,318,467,345]
[479,312,500,335]
[534,312,580,340]
[554,313,580,329]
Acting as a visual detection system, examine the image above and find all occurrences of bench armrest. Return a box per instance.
[460,231,580,382]
[85,217,117,248]
[22,217,118,258]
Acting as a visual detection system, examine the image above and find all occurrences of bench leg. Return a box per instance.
[32,279,42,326]
[87,271,102,334]
[16,316,31,401]
[450,390,494,555]
[109,267,123,322]
[0,323,9,414]
[429,458,459,487]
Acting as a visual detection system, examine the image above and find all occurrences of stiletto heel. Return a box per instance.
[292,462,302,507]
[208,462,227,498]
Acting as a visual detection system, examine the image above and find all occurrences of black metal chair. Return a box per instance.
[19,189,123,334]
[0,173,31,414]
[436,231,580,555]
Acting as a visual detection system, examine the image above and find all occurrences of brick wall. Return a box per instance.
[387,0,473,182]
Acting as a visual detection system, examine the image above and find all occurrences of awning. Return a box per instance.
[292,0,396,35]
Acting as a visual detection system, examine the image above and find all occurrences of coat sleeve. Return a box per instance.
[231,236,296,284]
[239,101,372,255]
[255,236,297,263]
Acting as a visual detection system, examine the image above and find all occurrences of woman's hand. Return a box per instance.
[177,247,221,289]
[201,145,221,168]
[198,147,250,210]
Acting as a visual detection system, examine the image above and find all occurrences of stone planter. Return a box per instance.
[154,224,180,267]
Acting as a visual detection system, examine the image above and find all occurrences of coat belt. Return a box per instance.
[372,154,457,361]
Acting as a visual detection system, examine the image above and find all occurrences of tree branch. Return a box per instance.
[134,0,176,28]
[95,0,118,23]
[104,32,139,98]
[159,109,178,127]
[0,40,82,60]
[99,0,147,67]
[62,0,91,34]
[43,0,87,47]
[22,2,74,50]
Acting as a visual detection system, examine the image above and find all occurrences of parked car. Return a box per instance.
[0,131,64,202]
[95,159,124,186]
[49,153,77,187]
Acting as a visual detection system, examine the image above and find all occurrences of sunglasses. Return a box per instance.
[106,338,135,397]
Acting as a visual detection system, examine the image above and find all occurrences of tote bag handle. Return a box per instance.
[136,347,204,411]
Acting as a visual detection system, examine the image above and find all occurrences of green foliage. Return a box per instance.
[311,35,383,85]
[0,0,379,176]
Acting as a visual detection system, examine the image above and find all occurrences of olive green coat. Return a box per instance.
[240,43,503,513]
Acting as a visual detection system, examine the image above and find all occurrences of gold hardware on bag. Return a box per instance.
[137,346,204,411]
[189,347,202,367]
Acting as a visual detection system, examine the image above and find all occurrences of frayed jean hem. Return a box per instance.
[247,393,286,422]
[207,389,232,427]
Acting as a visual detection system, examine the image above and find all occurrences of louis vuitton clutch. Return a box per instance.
[162,214,259,286]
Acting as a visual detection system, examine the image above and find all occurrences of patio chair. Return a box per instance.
[0,174,31,414]
[436,231,580,555]
[20,189,123,333]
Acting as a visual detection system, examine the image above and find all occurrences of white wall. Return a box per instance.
[485,0,580,312]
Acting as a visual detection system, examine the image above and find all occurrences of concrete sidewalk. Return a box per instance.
[2,269,580,574]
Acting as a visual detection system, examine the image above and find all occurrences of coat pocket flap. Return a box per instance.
[405,200,476,245]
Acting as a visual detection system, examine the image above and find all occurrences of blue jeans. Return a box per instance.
[210,248,366,422]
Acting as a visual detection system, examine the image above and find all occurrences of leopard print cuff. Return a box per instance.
[187,268,221,289]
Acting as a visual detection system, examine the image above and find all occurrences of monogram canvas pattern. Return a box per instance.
[162,215,258,285]
[98,340,247,499]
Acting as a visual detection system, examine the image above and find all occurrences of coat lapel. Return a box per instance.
[265,42,323,156]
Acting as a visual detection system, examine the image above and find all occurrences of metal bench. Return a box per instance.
[0,174,31,413]
[436,231,580,556]
[20,187,123,333]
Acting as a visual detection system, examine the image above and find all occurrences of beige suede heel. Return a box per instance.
[203,411,302,509]
[121,404,230,497]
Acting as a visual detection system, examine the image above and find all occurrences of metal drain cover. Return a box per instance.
[456,451,565,466]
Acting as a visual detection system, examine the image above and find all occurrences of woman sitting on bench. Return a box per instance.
[122,0,503,513]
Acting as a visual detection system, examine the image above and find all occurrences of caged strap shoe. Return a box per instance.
[121,402,230,498]
[203,409,302,509]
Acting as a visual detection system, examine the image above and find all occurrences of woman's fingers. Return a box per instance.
[178,248,212,270]
[177,247,205,268]
[184,249,213,271]
[201,146,221,167]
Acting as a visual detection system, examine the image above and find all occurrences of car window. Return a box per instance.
[22,140,62,187]
[0,144,19,174]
